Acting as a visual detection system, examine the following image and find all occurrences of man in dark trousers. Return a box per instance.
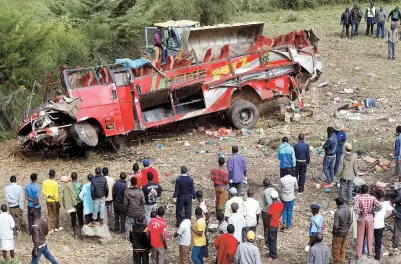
[227,146,247,197]
[323,127,337,188]
[113,172,128,234]
[294,133,310,194]
[173,166,196,227]
[340,7,352,38]
[89,167,109,227]
[333,123,347,176]
[129,215,150,264]
[331,197,352,264]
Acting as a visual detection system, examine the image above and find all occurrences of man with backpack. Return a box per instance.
[351,4,364,38]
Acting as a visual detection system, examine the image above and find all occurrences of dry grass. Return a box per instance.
[1,3,401,264]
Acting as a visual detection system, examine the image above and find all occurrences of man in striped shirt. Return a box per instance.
[211,157,229,213]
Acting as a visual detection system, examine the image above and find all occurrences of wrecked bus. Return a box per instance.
[17,22,321,152]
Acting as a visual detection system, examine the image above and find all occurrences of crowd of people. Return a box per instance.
[340,3,401,60]
[1,124,401,264]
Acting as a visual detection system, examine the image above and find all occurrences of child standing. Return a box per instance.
[305,204,324,252]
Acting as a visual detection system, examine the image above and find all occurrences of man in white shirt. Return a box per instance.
[0,204,15,260]
[373,189,394,260]
[225,188,244,221]
[102,167,115,230]
[280,168,298,231]
[228,203,246,243]
[174,212,191,264]
[243,189,261,235]
[5,175,25,235]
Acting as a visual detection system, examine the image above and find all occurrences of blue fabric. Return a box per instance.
[277,143,296,168]
[25,182,41,208]
[227,153,247,183]
[323,155,336,183]
[367,17,375,25]
[323,133,337,156]
[173,175,196,199]
[310,214,324,235]
[335,130,347,154]
[115,58,151,69]
[334,153,342,176]
[79,183,94,215]
[352,22,360,36]
[282,200,295,228]
[396,135,401,160]
[31,244,58,264]
[191,246,204,264]
[294,141,310,163]
[92,197,105,220]
[376,21,385,38]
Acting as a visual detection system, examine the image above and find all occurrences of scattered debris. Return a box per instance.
[340,88,354,94]
[317,81,329,87]
[364,98,377,108]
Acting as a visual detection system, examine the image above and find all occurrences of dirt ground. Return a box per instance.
[1,3,401,264]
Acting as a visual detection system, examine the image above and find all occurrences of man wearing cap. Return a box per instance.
[214,224,238,264]
[336,143,357,203]
[227,146,247,197]
[173,166,196,226]
[224,187,244,221]
[267,190,284,261]
[332,197,352,264]
[235,230,262,264]
[294,133,310,194]
[333,123,347,176]
[141,159,159,186]
[323,127,337,188]
[277,137,296,178]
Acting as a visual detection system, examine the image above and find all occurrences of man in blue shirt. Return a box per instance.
[173,166,196,227]
[294,133,310,194]
[333,123,347,176]
[277,137,296,178]
[227,146,247,197]
[24,173,41,235]
[395,126,401,182]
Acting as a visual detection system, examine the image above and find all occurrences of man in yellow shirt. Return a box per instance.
[42,170,63,232]
[191,207,206,264]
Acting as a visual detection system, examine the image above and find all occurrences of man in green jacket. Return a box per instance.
[60,176,78,237]
[336,143,357,203]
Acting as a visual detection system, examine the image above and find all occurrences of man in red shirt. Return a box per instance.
[211,157,229,212]
[141,159,159,186]
[214,224,238,264]
[267,190,284,261]
[148,206,167,263]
